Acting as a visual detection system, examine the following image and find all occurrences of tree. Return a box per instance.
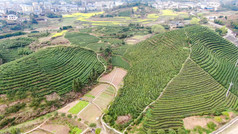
[151,24,166,34]
[190,17,200,25]
[104,46,112,57]
[89,123,96,128]
[207,121,216,130]
[168,128,176,134]
[72,78,84,92]
[104,115,112,123]
[157,129,165,134]
[220,26,228,35]
[95,128,101,134]
[9,128,21,134]
[177,128,186,134]
[216,26,228,36]
[147,129,152,134]
[200,17,208,24]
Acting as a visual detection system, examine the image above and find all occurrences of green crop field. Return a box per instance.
[68,101,89,114]
[0,46,104,97]
[65,32,99,46]
[112,55,130,70]
[104,25,238,133]
[65,32,109,52]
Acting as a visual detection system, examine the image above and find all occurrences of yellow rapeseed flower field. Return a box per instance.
[52,30,67,38]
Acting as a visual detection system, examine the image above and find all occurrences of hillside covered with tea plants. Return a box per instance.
[0,46,104,98]
[104,26,238,133]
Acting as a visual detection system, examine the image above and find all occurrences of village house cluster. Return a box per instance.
[152,0,221,11]
[0,0,125,22]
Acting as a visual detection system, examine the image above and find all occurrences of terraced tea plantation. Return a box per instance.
[143,59,238,133]
[105,25,238,133]
[0,46,104,97]
[105,28,190,130]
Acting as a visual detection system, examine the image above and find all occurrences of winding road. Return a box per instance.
[208,21,238,46]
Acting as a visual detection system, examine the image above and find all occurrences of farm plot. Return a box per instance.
[142,59,238,133]
[94,86,115,110]
[51,30,67,38]
[78,104,102,123]
[99,67,128,89]
[68,101,89,114]
[65,32,107,52]
[77,67,127,123]
[112,56,130,70]
[82,84,109,102]
[58,100,80,113]
[0,46,104,97]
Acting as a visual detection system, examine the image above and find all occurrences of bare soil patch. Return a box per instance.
[30,129,51,134]
[183,116,217,130]
[51,36,70,45]
[40,124,70,134]
[125,34,152,45]
[116,115,132,125]
[78,104,102,123]
[100,67,127,89]
[45,92,60,101]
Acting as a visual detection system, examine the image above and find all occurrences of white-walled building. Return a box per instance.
[7,14,18,20]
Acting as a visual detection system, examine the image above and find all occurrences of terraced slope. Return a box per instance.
[0,46,104,97]
[186,26,238,96]
[143,59,238,133]
[105,29,190,130]
[105,25,238,132]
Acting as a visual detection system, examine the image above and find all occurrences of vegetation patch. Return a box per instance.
[68,101,89,114]
[52,30,67,38]
[112,55,130,70]
[65,32,99,47]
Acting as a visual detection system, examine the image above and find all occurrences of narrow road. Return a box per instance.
[23,119,48,134]
[211,116,238,134]
[208,21,238,46]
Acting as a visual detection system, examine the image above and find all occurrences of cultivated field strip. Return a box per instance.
[143,59,238,133]
[105,29,190,130]
[0,46,104,96]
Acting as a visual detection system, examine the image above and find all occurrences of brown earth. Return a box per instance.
[99,67,127,89]
[125,34,152,45]
[116,115,132,125]
[183,116,217,130]
[40,124,70,134]
[45,92,60,101]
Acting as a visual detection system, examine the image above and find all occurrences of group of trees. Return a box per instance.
[46,13,62,18]
[0,32,26,39]
[215,26,228,36]
[231,21,238,29]
[214,19,225,25]
[151,24,165,34]
[72,68,100,93]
